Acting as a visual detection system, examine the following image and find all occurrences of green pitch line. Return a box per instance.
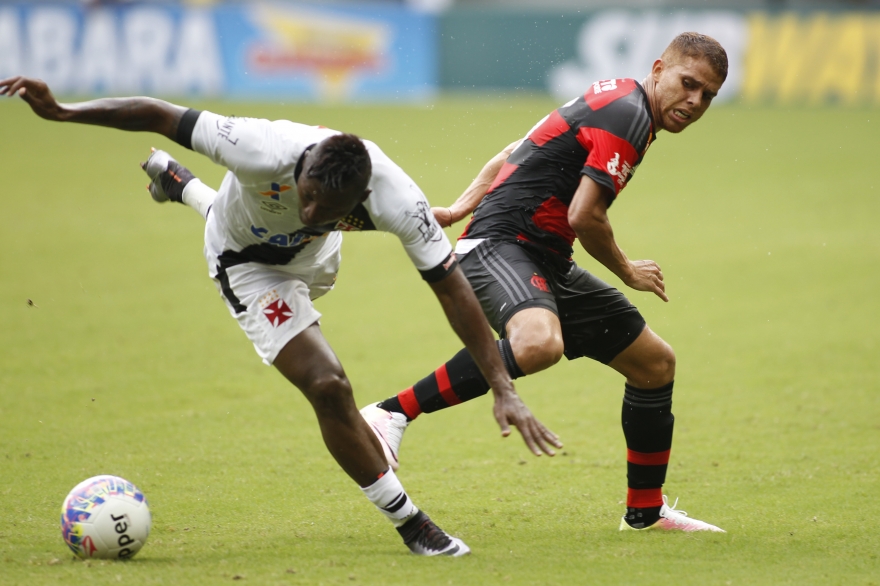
[0,97,877,585]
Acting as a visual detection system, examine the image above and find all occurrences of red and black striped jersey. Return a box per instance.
[460,78,656,259]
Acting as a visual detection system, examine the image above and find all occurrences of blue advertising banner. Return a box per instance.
[0,2,437,101]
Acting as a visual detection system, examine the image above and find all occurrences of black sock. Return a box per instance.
[378,339,524,419]
[621,381,674,526]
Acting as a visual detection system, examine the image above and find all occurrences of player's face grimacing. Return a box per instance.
[649,55,724,134]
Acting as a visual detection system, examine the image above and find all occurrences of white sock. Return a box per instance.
[360,469,418,527]
[181,178,217,220]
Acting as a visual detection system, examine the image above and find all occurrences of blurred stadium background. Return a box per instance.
[2,0,879,106]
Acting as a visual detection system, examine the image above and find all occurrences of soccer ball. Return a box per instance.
[60,475,151,560]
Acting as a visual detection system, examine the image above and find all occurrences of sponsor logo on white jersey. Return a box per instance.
[250,225,324,247]
[258,182,292,214]
[260,200,289,215]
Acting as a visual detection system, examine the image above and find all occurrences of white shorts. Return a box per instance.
[205,230,342,365]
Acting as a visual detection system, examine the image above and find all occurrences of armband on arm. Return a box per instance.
[419,252,459,283]
[175,109,202,150]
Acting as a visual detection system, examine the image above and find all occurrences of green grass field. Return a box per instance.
[1,95,878,585]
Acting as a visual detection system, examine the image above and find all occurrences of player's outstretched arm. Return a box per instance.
[568,175,669,302]
[432,139,523,228]
[0,76,187,141]
[429,266,562,456]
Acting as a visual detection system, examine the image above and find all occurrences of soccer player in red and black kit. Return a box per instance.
[362,32,728,532]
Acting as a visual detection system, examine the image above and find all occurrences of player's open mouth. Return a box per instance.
[672,109,691,121]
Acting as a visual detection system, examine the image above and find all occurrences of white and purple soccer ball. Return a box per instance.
[60,475,151,560]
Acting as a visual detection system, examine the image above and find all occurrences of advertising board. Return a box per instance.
[441,9,880,105]
[0,2,437,101]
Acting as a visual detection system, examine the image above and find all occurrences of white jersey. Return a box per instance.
[190,111,452,277]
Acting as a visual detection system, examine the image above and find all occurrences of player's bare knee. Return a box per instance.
[303,373,354,415]
[511,330,564,374]
[655,343,676,384]
[640,342,676,388]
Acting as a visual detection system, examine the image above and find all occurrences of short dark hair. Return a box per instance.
[307,133,371,192]
[662,32,728,82]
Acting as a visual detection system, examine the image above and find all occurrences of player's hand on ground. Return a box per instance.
[431,206,455,228]
[623,259,669,302]
[0,76,63,121]
[493,390,563,457]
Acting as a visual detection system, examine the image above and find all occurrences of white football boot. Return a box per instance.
[360,402,409,472]
[141,148,195,204]
[397,511,470,557]
[619,495,725,532]
[141,148,174,202]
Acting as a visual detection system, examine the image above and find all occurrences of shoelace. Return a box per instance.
[661,495,689,518]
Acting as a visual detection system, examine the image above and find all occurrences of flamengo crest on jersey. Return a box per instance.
[462,79,655,260]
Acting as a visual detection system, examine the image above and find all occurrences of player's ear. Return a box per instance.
[651,58,664,82]
[359,189,372,203]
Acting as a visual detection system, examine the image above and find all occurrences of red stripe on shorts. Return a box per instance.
[627,449,671,466]
[435,364,461,407]
[397,387,422,419]
[627,487,664,508]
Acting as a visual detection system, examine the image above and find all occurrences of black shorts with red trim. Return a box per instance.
[459,239,646,364]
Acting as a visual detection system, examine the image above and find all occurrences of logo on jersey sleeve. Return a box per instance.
[579,126,641,195]
[216,117,240,145]
[605,152,636,189]
[259,289,294,327]
[406,201,441,243]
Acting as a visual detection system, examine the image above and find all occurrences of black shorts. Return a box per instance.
[459,239,646,364]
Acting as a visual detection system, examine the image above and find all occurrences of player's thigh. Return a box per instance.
[211,261,325,366]
[459,240,559,337]
[554,265,646,364]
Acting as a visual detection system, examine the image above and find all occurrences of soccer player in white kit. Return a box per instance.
[2,75,562,556]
